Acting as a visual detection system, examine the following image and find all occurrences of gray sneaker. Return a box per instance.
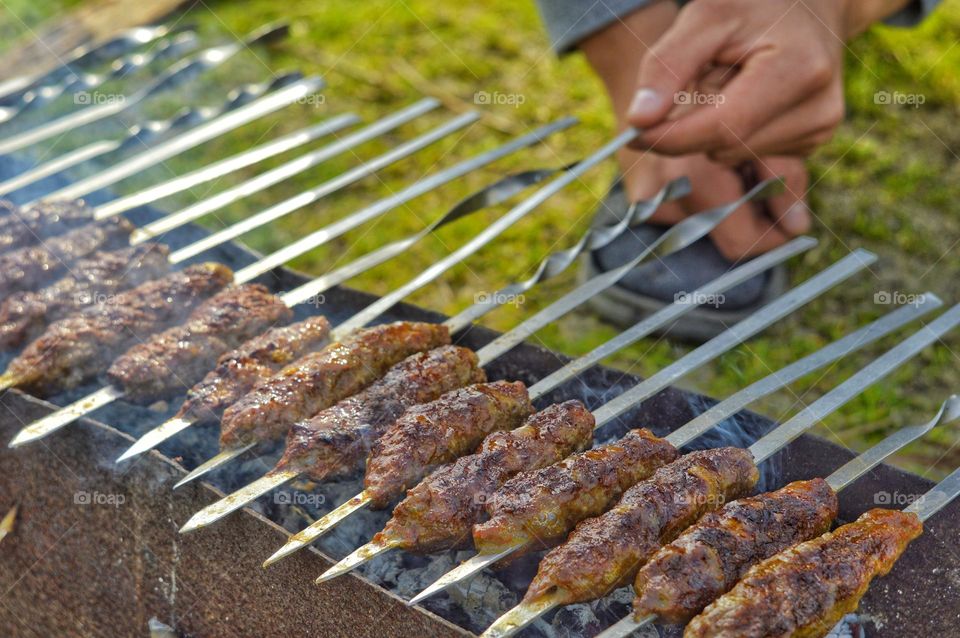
[582,179,787,342]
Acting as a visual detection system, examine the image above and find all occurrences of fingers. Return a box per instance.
[754,157,812,236]
[626,5,738,128]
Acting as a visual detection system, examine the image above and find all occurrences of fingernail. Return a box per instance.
[781,202,812,233]
[628,88,663,120]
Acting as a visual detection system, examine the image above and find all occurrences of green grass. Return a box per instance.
[2,0,960,478]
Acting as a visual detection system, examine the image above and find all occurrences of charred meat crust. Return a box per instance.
[106,284,292,403]
[174,316,331,423]
[277,345,485,482]
[526,447,759,605]
[0,217,132,296]
[633,478,838,624]
[0,199,95,252]
[8,263,233,396]
[364,380,534,509]
[219,321,451,449]
[472,429,679,557]
[379,400,595,553]
[686,508,922,638]
[0,243,170,349]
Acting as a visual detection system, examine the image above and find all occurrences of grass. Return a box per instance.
[2,0,960,478]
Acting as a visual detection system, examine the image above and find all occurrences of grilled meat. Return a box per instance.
[525,447,759,605]
[219,321,450,449]
[276,345,485,482]
[377,401,595,553]
[106,284,291,403]
[0,243,170,349]
[0,217,132,296]
[174,316,331,423]
[0,199,95,253]
[7,263,233,396]
[364,380,533,508]
[686,508,922,638]
[633,478,838,624]
[472,429,679,557]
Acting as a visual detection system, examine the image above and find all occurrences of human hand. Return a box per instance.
[626,0,849,163]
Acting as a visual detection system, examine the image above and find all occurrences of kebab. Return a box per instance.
[595,395,960,637]
[263,248,873,567]
[686,464,960,638]
[476,309,960,638]
[315,295,938,583]
[174,183,793,535]
[6,120,575,448]
[0,216,133,297]
[402,252,886,602]
[0,243,170,349]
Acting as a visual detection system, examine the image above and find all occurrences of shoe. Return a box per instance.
[582,179,787,342]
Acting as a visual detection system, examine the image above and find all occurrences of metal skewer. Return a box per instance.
[317,286,938,582]
[597,392,960,638]
[116,119,577,462]
[0,32,198,126]
[4,112,484,448]
[0,23,290,156]
[487,357,960,638]
[0,24,191,103]
[0,73,319,198]
[265,244,871,566]
[132,97,445,245]
[31,74,324,204]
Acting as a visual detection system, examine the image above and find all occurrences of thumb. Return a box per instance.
[627,7,735,128]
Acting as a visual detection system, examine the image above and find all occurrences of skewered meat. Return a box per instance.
[0,199,95,252]
[173,316,331,423]
[106,284,292,403]
[0,216,132,296]
[633,478,838,624]
[525,447,759,605]
[472,429,679,557]
[219,321,450,449]
[277,345,486,482]
[364,380,533,508]
[377,401,595,553]
[686,508,922,638]
[7,263,233,396]
[0,243,170,349]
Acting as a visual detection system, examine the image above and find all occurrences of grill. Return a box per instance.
[0,22,959,638]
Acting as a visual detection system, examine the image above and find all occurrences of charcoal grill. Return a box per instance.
[0,22,958,638]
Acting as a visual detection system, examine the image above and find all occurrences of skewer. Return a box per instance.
[480,311,960,638]
[318,289,936,583]
[0,23,191,102]
[30,74,324,205]
[267,248,870,567]
[408,255,917,603]
[132,97,450,245]
[0,502,17,544]
[597,393,960,638]
[0,23,290,156]
[0,73,325,198]
[7,121,575,448]
[0,32,199,126]
[118,119,578,462]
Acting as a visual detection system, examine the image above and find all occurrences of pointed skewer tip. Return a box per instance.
[408,548,514,606]
[481,592,564,638]
[263,492,371,566]
[315,540,395,584]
